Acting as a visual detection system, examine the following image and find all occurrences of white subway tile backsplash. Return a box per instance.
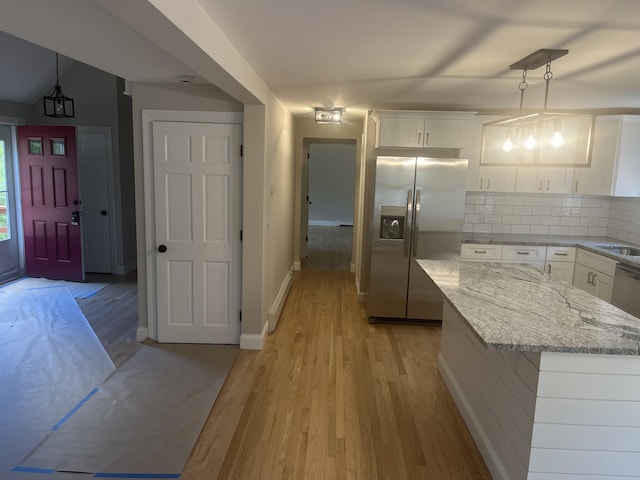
[506,196,525,206]
[532,206,553,216]
[463,193,640,242]
[543,196,563,207]
[588,227,607,236]
[491,224,512,234]
[530,225,550,235]
[563,197,582,207]
[511,225,531,234]
[513,206,533,216]
[494,205,514,215]
[560,217,580,226]
[549,226,569,235]
[523,196,545,206]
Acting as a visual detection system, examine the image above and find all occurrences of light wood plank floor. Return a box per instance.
[77,270,140,367]
[181,269,491,479]
[303,225,353,271]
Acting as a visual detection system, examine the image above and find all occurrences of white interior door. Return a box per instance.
[77,127,113,273]
[153,121,242,344]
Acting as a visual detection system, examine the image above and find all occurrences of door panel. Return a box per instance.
[77,128,112,273]
[0,126,22,284]
[406,158,467,320]
[18,125,83,281]
[154,121,241,344]
[368,156,416,319]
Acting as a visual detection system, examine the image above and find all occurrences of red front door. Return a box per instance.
[18,126,83,281]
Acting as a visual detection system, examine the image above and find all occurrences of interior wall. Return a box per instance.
[0,101,30,122]
[308,143,356,225]
[130,81,243,332]
[263,95,295,333]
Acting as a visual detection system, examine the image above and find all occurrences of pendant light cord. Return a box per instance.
[518,69,528,112]
[543,62,553,109]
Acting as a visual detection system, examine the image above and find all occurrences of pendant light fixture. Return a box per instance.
[43,53,75,118]
[481,49,595,166]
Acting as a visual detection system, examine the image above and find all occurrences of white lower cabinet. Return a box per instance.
[502,245,546,271]
[573,248,617,302]
[544,246,576,283]
[461,243,502,261]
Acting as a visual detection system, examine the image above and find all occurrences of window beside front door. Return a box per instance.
[0,139,10,241]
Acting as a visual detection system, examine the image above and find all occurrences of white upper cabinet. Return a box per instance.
[372,111,475,149]
[573,115,640,196]
[467,116,517,192]
[514,166,574,194]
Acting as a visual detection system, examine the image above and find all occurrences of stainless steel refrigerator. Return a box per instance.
[368,155,468,321]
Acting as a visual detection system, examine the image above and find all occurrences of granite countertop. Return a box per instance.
[462,233,640,268]
[418,259,640,355]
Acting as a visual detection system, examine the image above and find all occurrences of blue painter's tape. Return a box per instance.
[93,474,181,479]
[52,387,99,431]
[12,466,54,474]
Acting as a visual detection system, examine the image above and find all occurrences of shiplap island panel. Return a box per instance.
[419,260,640,480]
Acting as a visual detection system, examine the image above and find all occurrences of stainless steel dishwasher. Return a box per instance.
[612,263,640,318]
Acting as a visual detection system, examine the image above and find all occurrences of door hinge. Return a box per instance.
[240,145,243,157]
[239,311,242,322]
[240,230,243,241]
[305,236,308,242]
[307,152,310,159]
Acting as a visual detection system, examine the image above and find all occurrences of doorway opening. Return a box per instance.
[302,140,357,271]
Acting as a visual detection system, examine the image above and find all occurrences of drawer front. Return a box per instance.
[546,246,576,263]
[502,245,547,262]
[461,243,502,261]
[576,248,618,276]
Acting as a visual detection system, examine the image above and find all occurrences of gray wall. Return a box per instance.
[308,143,356,225]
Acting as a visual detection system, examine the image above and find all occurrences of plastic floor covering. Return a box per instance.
[0,280,239,480]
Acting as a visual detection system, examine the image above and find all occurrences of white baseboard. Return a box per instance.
[268,268,293,333]
[114,259,137,275]
[437,354,509,480]
[136,326,149,342]
[308,220,354,227]
[240,320,269,350]
[355,277,366,304]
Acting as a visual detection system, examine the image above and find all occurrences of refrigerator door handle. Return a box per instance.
[404,189,412,257]
[412,189,421,257]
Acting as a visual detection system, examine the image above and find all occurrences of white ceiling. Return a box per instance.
[1,0,639,118]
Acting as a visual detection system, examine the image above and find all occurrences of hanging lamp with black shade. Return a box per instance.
[43,53,75,118]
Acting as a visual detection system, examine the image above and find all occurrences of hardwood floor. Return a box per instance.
[302,225,353,271]
[181,269,491,479]
[77,270,140,367]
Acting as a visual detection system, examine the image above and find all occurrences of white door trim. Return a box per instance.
[141,110,243,341]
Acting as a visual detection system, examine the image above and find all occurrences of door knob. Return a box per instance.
[101,210,108,216]
[158,245,167,253]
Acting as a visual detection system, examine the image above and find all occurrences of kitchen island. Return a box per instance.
[418,259,640,480]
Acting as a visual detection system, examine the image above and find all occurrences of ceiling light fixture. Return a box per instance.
[315,107,343,125]
[43,53,75,118]
[481,49,595,165]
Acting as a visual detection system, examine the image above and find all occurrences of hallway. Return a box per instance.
[181,235,491,478]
